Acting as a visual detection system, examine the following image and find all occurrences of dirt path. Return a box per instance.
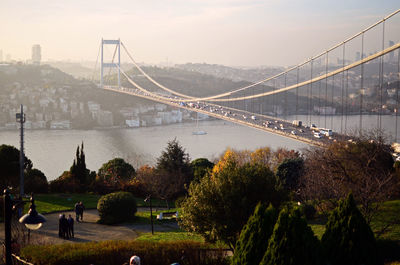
[0,209,179,245]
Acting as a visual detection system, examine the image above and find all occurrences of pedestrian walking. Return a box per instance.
[79,201,85,221]
[74,202,80,222]
[67,214,74,238]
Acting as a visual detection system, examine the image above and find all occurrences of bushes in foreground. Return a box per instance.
[231,203,277,265]
[97,191,137,224]
[20,240,228,265]
[321,193,382,265]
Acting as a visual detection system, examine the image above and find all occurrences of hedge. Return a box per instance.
[20,240,228,265]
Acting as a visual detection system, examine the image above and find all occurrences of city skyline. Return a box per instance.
[0,0,399,67]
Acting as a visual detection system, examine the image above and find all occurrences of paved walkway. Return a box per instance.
[0,209,179,245]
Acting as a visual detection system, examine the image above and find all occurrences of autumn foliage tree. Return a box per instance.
[300,135,396,223]
[180,149,286,249]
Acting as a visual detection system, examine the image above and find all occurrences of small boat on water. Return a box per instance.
[192,112,207,135]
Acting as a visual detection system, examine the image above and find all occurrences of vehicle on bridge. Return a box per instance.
[292,120,302,127]
[314,132,322,138]
[319,128,333,136]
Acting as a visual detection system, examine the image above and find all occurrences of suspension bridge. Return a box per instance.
[95,9,400,147]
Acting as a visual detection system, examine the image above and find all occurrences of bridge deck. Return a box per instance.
[103,86,351,147]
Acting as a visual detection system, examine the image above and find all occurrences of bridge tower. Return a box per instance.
[100,38,121,89]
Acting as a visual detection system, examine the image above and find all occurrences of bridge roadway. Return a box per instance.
[103,86,350,147]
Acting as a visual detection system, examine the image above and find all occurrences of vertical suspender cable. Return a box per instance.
[296,67,299,121]
[318,62,322,126]
[325,51,329,128]
[345,70,349,134]
[310,59,313,126]
[92,42,101,83]
[331,74,334,130]
[360,33,364,137]
[396,48,400,142]
[273,79,277,117]
[284,73,287,119]
[379,20,385,130]
[341,43,346,134]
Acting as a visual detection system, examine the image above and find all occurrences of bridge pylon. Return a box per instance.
[100,38,121,89]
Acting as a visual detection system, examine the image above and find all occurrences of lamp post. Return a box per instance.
[19,194,47,240]
[3,190,46,265]
[144,195,154,235]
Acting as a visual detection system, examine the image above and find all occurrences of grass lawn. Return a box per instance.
[135,229,229,249]
[135,229,203,243]
[24,193,101,214]
[134,208,180,225]
[22,193,175,215]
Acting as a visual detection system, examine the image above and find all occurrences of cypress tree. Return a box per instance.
[260,208,321,265]
[231,203,278,265]
[321,193,381,265]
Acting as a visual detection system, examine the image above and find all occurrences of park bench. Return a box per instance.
[157,211,178,220]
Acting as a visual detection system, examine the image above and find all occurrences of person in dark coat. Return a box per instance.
[60,214,69,239]
[78,201,85,221]
[58,214,63,237]
[74,202,80,222]
[67,214,74,238]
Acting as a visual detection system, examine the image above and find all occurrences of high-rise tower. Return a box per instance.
[32,44,41,65]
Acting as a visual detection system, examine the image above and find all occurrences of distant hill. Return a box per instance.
[45,61,94,79]
[175,63,284,83]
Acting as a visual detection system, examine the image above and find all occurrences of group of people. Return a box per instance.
[74,201,85,222]
[58,214,74,239]
[57,201,85,240]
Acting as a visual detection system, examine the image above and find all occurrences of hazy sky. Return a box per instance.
[0,0,399,67]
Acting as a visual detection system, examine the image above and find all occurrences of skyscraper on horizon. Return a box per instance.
[0,50,3,62]
[32,44,41,65]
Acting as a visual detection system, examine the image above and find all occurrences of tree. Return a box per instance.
[180,149,285,250]
[232,203,278,265]
[97,158,135,190]
[0,144,32,191]
[190,158,214,182]
[260,208,321,265]
[275,158,304,194]
[25,168,48,194]
[70,142,91,187]
[321,193,381,265]
[50,142,94,193]
[300,136,397,223]
[153,139,193,204]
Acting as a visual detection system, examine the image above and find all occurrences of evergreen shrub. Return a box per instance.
[260,208,321,265]
[231,203,277,265]
[321,193,382,265]
[97,191,137,224]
